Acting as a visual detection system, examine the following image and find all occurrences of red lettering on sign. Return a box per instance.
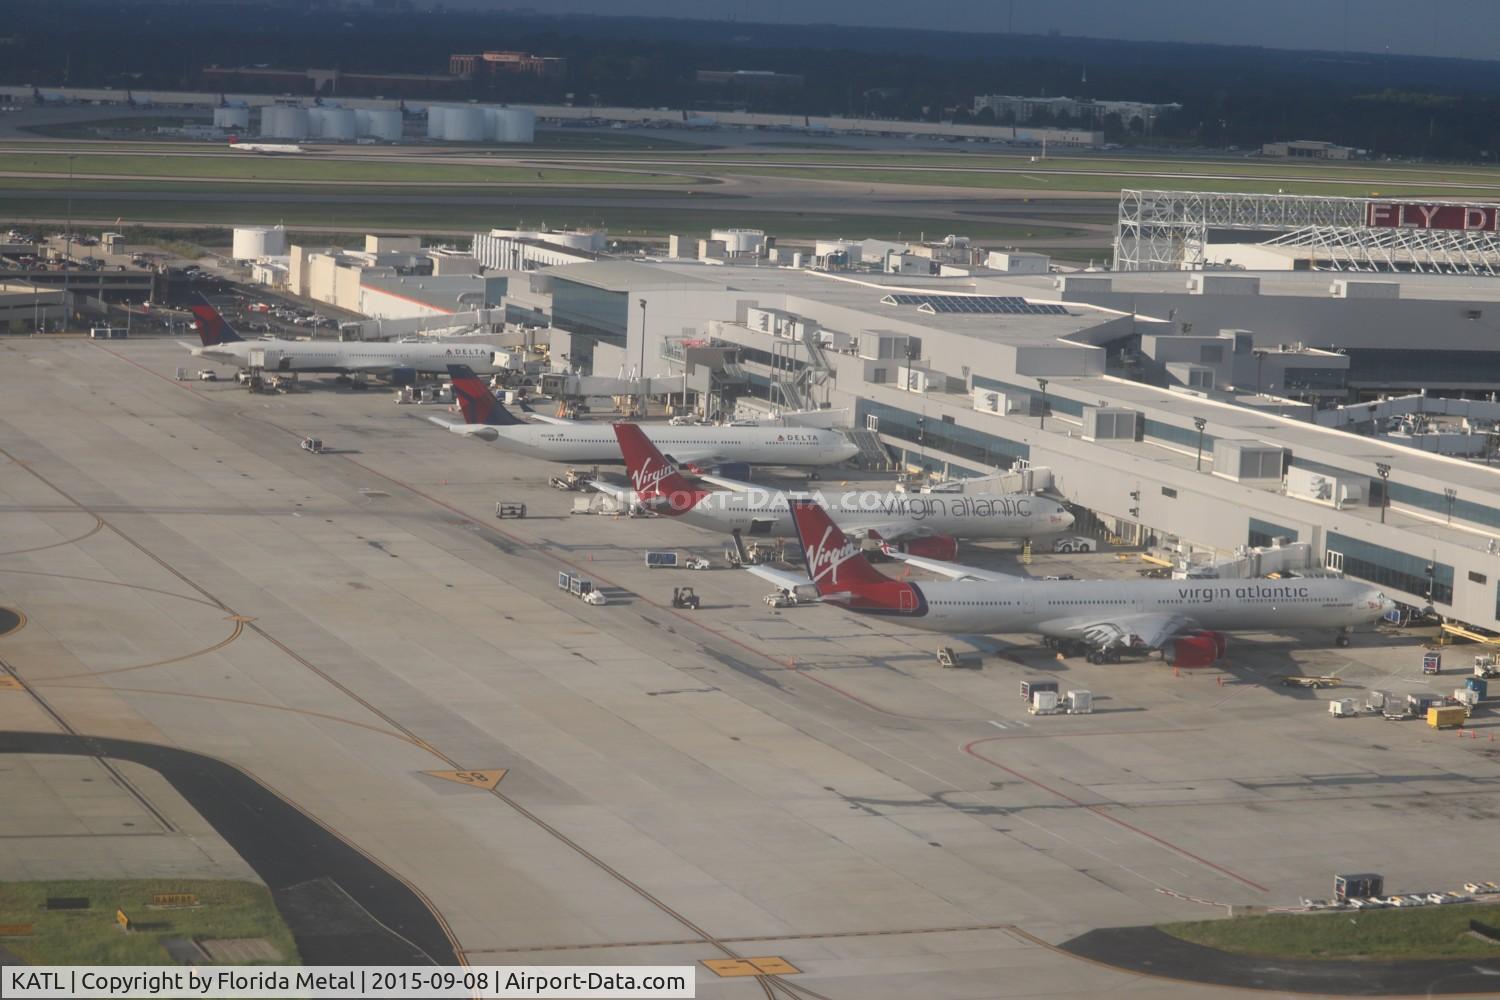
[1367,201,1500,232]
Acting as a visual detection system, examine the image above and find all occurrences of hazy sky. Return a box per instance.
[487,0,1499,62]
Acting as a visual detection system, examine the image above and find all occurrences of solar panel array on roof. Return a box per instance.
[881,293,1069,316]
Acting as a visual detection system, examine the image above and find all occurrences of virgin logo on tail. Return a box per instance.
[630,458,676,498]
[807,525,865,587]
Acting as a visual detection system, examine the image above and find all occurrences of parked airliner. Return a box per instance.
[182,300,501,381]
[750,499,1393,667]
[434,365,858,469]
[596,422,1071,553]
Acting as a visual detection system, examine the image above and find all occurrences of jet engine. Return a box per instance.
[899,535,959,561]
[1168,633,1221,668]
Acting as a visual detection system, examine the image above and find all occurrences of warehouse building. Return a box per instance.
[449,51,566,80]
[276,235,504,318]
[1261,139,1360,159]
[972,94,1180,127]
[471,228,606,271]
[530,255,1500,634]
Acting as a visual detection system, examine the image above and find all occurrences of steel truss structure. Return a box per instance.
[1113,189,1500,274]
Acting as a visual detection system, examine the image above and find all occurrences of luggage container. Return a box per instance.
[1454,688,1479,711]
[1020,679,1059,702]
[645,551,681,569]
[1429,705,1466,729]
[1407,692,1444,715]
[1365,689,1395,713]
[1330,698,1357,718]
[1066,690,1093,714]
[1467,676,1489,700]
[1334,872,1384,902]
[1029,691,1060,715]
[1423,651,1443,675]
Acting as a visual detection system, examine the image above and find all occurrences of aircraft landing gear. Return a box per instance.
[1335,631,1352,648]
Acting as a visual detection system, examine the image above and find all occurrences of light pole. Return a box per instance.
[61,153,75,331]
[636,297,647,417]
[1036,378,1048,431]
[1376,462,1391,524]
[1252,348,1267,395]
[1193,416,1207,471]
[1444,487,1457,524]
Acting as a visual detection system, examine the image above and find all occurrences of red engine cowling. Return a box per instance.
[900,535,959,561]
[1192,630,1228,659]
[1169,634,1220,668]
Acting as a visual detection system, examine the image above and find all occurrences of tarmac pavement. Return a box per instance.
[2,336,1499,995]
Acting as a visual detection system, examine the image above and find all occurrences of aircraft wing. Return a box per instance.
[1041,611,1192,651]
[425,415,498,439]
[744,564,814,592]
[516,399,571,425]
[331,358,397,375]
[660,448,733,469]
[698,474,763,492]
[586,479,636,503]
[883,552,1011,583]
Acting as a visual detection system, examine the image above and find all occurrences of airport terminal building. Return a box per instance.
[533,256,1500,635]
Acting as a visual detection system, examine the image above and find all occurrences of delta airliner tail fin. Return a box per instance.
[612,423,711,514]
[187,296,244,346]
[446,365,522,426]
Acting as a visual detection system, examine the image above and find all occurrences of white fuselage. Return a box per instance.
[478,424,858,468]
[194,339,501,376]
[883,577,1389,637]
[671,489,1072,540]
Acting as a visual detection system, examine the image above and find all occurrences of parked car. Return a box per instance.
[1052,536,1098,553]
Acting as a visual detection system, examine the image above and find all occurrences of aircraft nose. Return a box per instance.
[1051,505,1075,530]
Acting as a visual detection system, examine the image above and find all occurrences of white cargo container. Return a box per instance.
[1455,688,1480,709]
[1330,698,1358,717]
[1030,691,1060,715]
[1066,690,1093,714]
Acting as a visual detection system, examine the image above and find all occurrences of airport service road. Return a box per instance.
[1,339,1497,997]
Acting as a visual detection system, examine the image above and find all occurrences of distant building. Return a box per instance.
[449,51,566,80]
[971,94,1179,127]
[201,65,462,97]
[1261,140,1361,160]
[696,70,804,91]
[471,228,606,271]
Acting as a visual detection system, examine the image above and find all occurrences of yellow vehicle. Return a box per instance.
[1429,705,1467,729]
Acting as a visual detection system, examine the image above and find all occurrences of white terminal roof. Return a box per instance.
[1091,270,1500,303]
[544,258,1500,541]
